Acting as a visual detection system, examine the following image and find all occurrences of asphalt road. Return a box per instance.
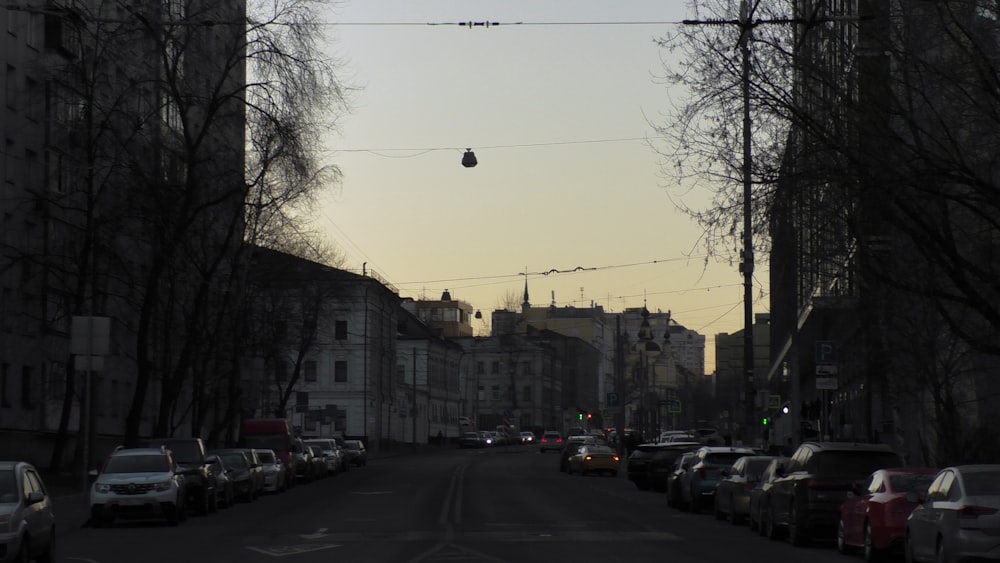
[55,445,862,563]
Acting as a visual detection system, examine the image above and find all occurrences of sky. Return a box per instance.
[314,1,768,373]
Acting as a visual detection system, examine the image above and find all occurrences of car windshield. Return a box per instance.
[745,458,774,480]
[257,451,275,464]
[105,454,170,474]
[242,434,291,451]
[963,470,1000,496]
[815,451,902,476]
[148,441,200,463]
[587,446,614,454]
[0,470,17,502]
[220,454,248,468]
[346,441,362,450]
[889,473,936,493]
[705,452,751,466]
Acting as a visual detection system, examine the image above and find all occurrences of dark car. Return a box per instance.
[344,440,368,467]
[627,442,700,491]
[666,451,699,509]
[205,454,235,508]
[678,446,756,513]
[459,432,484,449]
[210,448,261,502]
[140,437,217,515]
[749,456,790,535]
[713,455,778,524]
[767,441,903,546]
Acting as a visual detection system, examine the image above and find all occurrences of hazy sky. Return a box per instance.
[316,1,769,373]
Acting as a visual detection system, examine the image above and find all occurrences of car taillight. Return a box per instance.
[540,438,547,443]
[556,438,563,444]
[585,456,593,461]
[697,467,706,479]
[960,505,998,518]
[613,456,620,462]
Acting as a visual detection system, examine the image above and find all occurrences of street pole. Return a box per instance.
[412,348,417,451]
[739,0,756,447]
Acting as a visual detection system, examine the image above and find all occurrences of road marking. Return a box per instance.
[300,527,328,540]
[246,544,341,557]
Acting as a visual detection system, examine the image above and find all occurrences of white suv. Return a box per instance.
[90,447,187,526]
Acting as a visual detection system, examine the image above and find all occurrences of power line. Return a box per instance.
[327,136,666,157]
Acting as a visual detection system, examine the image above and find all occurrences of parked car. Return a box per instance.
[767,441,903,546]
[478,431,495,447]
[837,467,938,561]
[627,442,700,492]
[538,431,563,453]
[304,439,343,475]
[459,432,485,449]
[291,438,315,482]
[749,456,790,535]
[678,446,756,513]
[905,464,1000,563]
[0,461,56,562]
[140,437,217,515]
[209,449,258,502]
[713,455,778,524]
[205,454,235,508]
[90,446,187,526]
[666,452,699,509]
[566,445,620,476]
[256,449,288,493]
[343,440,368,467]
[307,445,329,478]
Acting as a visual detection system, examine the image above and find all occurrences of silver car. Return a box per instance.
[905,464,1000,562]
[0,461,56,563]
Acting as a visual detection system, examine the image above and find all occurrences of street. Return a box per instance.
[55,446,858,563]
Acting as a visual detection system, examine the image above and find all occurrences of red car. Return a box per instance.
[837,467,938,561]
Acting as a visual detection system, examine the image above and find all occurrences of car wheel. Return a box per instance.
[167,502,181,526]
[935,539,948,563]
[688,488,699,514]
[36,530,55,563]
[837,518,851,554]
[904,533,916,563]
[864,520,883,562]
[765,509,781,541]
[713,498,725,520]
[13,536,29,563]
[197,489,211,516]
[788,504,808,547]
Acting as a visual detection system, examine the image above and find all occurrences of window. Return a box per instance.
[335,320,347,340]
[274,360,288,383]
[25,78,39,121]
[522,385,531,402]
[476,361,484,375]
[334,360,347,383]
[0,364,7,406]
[522,361,532,375]
[491,361,499,374]
[5,66,16,110]
[304,360,317,382]
[20,366,32,408]
[491,385,499,400]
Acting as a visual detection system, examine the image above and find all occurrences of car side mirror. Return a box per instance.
[905,491,920,503]
[720,469,730,477]
[26,491,45,505]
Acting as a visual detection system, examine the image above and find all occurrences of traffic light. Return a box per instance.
[578,413,583,421]
[761,416,769,426]
[586,413,592,420]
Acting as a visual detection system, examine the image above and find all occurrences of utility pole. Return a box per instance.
[683,0,794,446]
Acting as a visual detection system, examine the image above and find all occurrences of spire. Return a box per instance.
[523,276,530,306]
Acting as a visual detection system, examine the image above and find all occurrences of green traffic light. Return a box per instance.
[578,413,583,420]
[761,417,769,425]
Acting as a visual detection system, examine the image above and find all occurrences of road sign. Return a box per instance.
[816,365,839,375]
[816,377,838,390]
[606,392,619,408]
[667,399,681,413]
[767,394,781,410]
[816,341,837,365]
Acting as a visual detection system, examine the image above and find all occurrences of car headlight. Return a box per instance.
[95,483,111,494]
[154,480,173,492]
